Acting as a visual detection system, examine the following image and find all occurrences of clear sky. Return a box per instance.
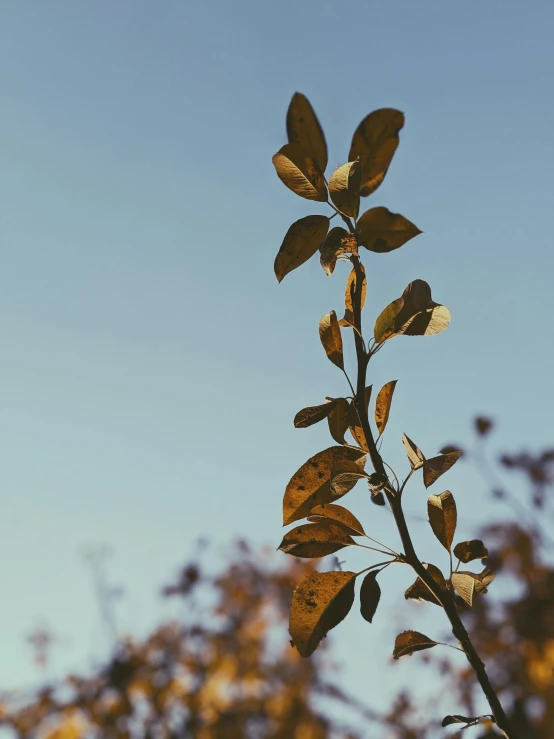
[1,0,554,728]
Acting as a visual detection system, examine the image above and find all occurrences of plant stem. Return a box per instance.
[348,252,518,738]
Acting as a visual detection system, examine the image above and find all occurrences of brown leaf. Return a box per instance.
[279,521,354,558]
[405,563,447,606]
[348,401,369,451]
[474,416,494,436]
[357,207,421,253]
[307,502,365,536]
[427,491,457,551]
[328,161,361,219]
[402,433,425,470]
[374,279,451,344]
[349,108,405,196]
[393,630,438,659]
[294,400,336,429]
[423,451,462,488]
[286,92,328,172]
[453,540,489,564]
[339,264,366,328]
[442,716,476,728]
[283,446,367,525]
[275,215,330,282]
[327,398,350,445]
[451,569,495,606]
[375,380,397,436]
[290,571,356,657]
[319,311,344,369]
[330,470,370,498]
[360,571,381,623]
[319,227,353,276]
[272,143,327,201]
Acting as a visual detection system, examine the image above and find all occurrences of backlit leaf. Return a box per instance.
[405,563,446,606]
[279,521,354,558]
[441,716,475,728]
[428,491,457,551]
[286,92,328,172]
[290,571,356,657]
[360,571,381,623]
[272,143,327,201]
[327,398,350,445]
[357,207,421,253]
[349,108,404,196]
[375,380,397,435]
[329,161,361,219]
[283,446,367,525]
[330,470,370,498]
[348,401,369,451]
[319,311,344,369]
[402,433,425,470]
[423,451,462,488]
[319,227,354,276]
[451,569,495,606]
[294,400,336,429]
[339,264,366,328]
[453,539,489,564]
[275,215,330,282]
[307,502,365,536]
[393,630,438,659]
[374,280,451,344]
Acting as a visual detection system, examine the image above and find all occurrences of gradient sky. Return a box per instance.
[1,0,554,729]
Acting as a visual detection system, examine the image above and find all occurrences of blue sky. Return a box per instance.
[1,0,554,728]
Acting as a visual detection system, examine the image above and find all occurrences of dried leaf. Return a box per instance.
[453,540,489,564]
[329,161,361,219]
[357,207,421,253]
[360,571,381,623]
[374,280,451,344]
[279,521,354,558]
[393,630,438,659]
[330,470,370,498]
[327,398,350,445]
[340,264,366,328]
[423,451,462,488]
[319,311,344,370]
[451,569,495,606]
[275,215,330,282]
[307,502,365,536]
[375,380,397,435]
[441,716,475,727]
[283,446,367,525]
[289,571,356,657]
[272,143,327,201]
[349,108,405,196]
[294,400,336,429]
[428,491,457,551]
[319,227,353,276]
[405,563,446,606]
[348,401,369,451]
[402,433,425,470]
[286,92,328,172]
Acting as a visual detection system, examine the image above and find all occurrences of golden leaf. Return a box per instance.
[374,279,451,344]
[289,571,356,657]
[327,398,350,445]
[348,401,369,451]
[356,206,421,253]
[283,446,367,525]
[402,433,425,470]
[453,539,489,564]
[294,400,336,429]
[319,227,352,276]
[319,311,344,369]
[286,92,328,172]
[428,491,457,551]
[360,571,381,623]
[374,380,397,436]
[278,521,354,559]
[328,161,361,219]
[393,630,437,659]
[272,143,327,201]
[452,570,494,606]
[404,563,447,606]
[423,451,462,488]
[330,470,370,498]
[275,215,330,282]
[307,502,365,536]
[339,264,366,327]
[349,108,404,196]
